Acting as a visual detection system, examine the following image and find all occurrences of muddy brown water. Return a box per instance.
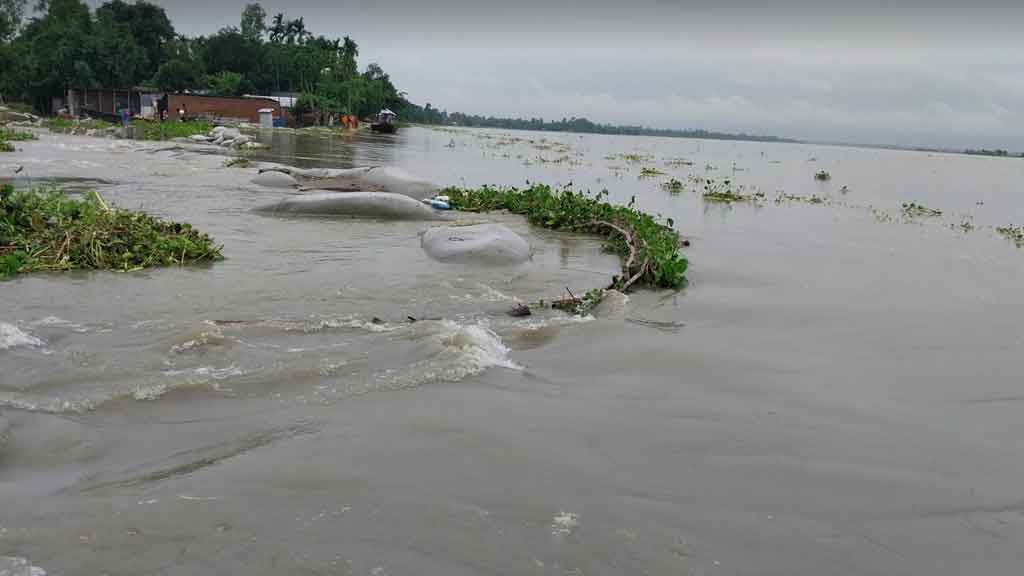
[1,127,1023,575]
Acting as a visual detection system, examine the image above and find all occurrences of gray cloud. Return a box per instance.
[95,0,1024,149]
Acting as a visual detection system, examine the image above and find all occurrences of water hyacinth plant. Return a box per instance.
[0,185,223,278]
[996,225,1024,247]
[901,202,942,217]
[442,183,688,290]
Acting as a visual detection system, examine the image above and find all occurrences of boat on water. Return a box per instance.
[370,108,397,134]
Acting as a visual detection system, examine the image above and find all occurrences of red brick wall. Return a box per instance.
[168,95,281,123]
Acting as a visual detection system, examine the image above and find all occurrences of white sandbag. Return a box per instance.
[251,171,299,188]
[311,166,438,200]
[257,191,446,220]
[421,224,531,265]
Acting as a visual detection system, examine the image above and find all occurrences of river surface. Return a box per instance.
[1,126,1023,575]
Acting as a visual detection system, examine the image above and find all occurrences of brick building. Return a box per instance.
[164,94,282,124]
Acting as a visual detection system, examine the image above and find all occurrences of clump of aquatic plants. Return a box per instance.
[901,202,942,218]
[661,178,685,194]
[442,183,688,291]
[701,178,764,204]
[775,193,828,205]
[664,158,694,167]
[815,170,831,181]
[619,153,652,163]
[0,141,13,153]
[0,184,223,278]
[996,225,1024,247]
[639,167,666,178]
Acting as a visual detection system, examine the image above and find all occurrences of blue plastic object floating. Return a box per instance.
[430,199,451,210]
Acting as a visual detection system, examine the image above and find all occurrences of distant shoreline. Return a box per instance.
[416,120,1022,158]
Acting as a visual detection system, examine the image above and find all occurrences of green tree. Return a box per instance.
[0,0,27,42]
[17,0,94,108]
[152,58,198,92]
[95,1,174,74]
[92,14,147,88]
[206,70,244,97]
[240,2,265,41]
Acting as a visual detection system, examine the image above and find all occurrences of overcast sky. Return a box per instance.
[87,0,1024,149]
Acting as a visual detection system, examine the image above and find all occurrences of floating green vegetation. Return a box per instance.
[996,225,1024,247]
[442,183,688,290]
[954,220,976,233]
[536,154,580,166]
[703,190,758,203]
[661,178,685,194]
[639,167,666,178]
[133,120,212,141]
[0,141,14,153]
[701,178,764,204]
[619,153,653,163]
[664,158,694,167]
[901,202,942,218]
[0,128,38,142]
[814,170,832,181]
[0,185,223,278]
[775,193,828,205]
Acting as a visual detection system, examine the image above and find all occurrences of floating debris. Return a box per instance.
[701,178,764,204]
[775,193,828,205]
[639,167,666,178]
[664,158,694,167]
[661,178,685,194]
[814,170,832,181]
[901,202,942,218]
[996,225,1024,247]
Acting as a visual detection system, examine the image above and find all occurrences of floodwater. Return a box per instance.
[2,126,1023,575]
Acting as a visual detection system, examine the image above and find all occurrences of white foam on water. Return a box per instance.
[31,316,89,333]
[169,325,226,354]
[551,512,579,537]
[279,315,403,334]
[0,323,44,350]
[379,320,520,389]
[0,556,46,576]
[0,363,249,412]
[141,365,247,400]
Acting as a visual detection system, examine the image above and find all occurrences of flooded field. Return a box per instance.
[2,126,1023,575]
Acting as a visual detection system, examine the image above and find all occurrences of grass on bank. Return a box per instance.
[442,183,688,291]
[0,184,223,278]
[132,119,212,141]
[43,118,211,141]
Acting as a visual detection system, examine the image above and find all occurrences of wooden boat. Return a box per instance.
[370,108,397,133]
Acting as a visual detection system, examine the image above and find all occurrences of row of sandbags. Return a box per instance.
[252,164,531,266]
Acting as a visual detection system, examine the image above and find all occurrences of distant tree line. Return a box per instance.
[962,149,1021,158]
[0,0,405,121]
[400,103,794,142]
